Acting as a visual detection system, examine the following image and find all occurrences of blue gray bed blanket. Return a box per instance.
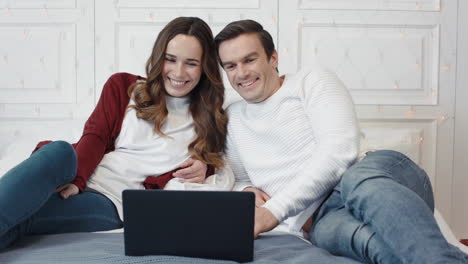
[0,233,361,263]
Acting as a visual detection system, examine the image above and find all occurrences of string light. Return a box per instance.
[23,28,30,40]
[418,136,424,144]
[405,106,416,117]
[415,62,421,71]
[148,12,155,22]
[393,81,400,89]
[130,36,135,49]
[437,114,448,127]
[441,65,450,72]
[41,4,48,17]
[297,18,304,28]
[416,2,423,9]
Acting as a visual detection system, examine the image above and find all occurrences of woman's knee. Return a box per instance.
[36,141,77,183]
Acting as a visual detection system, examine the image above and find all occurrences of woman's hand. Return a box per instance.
[173,158,207,184]
[54,183,79,199]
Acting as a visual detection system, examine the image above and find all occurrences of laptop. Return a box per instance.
[122,190,255,262]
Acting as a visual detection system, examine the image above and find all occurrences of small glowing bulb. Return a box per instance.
[415,63,421,71]
[441,65,450,72]
[418,137,424,143]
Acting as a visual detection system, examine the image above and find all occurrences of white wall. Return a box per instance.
[0,0,466,238]
[453,0,468,239]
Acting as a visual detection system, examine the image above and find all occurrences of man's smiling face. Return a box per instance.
[218,33,280,104]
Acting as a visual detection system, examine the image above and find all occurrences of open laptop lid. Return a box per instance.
[123,190,255,262]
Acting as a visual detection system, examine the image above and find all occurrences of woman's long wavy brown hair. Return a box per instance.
[128,17,228,168]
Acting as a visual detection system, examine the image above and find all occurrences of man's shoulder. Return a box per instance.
[291,66,337,83]
[226,99,246,116]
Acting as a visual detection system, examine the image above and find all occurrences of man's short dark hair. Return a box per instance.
[214,20,275,65]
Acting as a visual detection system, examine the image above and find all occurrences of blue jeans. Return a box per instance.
[0,141,122,250]
[309,150,468,264]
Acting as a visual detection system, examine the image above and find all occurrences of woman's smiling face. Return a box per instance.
[162,34,203,97]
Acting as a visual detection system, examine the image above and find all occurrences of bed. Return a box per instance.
[0,232,361,264]
[1,124,467,263]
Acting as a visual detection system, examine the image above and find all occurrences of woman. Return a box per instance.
[0,17,231,249]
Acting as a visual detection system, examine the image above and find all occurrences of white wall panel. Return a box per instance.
[0,24,76,104]
[0,0,94,119]
[117,0,260,9]
[279,7,441,105]
[299,23,439,105]
[0,0,76,9]
[298,0,440,11]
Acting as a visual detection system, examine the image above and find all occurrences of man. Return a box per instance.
[215,20,467,263]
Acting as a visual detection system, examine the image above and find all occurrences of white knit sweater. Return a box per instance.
[226,68,360,236]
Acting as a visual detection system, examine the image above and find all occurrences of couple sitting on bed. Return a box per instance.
[0,17,466,263]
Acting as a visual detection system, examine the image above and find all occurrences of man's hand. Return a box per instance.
[253,207,279,239]
[242,187,279,238]
[54,183,79,199]
[243,187,271,208]
[173,158,207,184]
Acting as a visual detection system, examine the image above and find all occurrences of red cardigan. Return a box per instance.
[34,73,142,191]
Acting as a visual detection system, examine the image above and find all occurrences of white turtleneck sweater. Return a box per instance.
[87,95,234,220]
[226,68,360,237]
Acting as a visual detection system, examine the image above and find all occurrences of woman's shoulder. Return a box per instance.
[106,72,145,85]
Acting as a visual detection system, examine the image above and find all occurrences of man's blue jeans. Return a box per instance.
[309,150,467,263]
[0,141,122,250]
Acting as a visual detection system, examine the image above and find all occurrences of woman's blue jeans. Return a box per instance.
[309,150,467,263]
[0,141,122,250]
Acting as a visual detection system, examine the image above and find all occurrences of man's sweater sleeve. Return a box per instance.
[71,74,127,191]
[262,70,360,223]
